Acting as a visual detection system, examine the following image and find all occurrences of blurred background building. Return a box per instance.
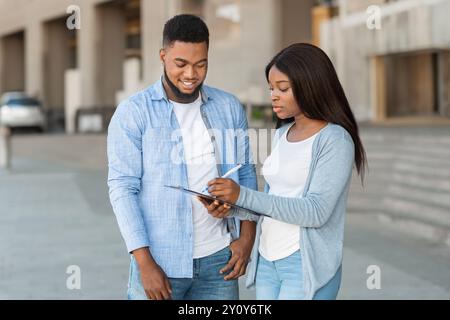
[321,0,450,125]
[0,0,317,133]
[1,0,449,132]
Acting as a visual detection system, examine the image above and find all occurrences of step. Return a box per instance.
[348,126,450,245]
[364,144,450,160]
[351,186,450,219]
[360,127,450,140]
[382,197,450,228]
[350,181,450,208]
[366,150,450,166]
[351,171,450,193]
[347,192,450,229]
[364,162,450,180]
[365,157,450,177]
[347,211,450,246]
[361,135,450,146]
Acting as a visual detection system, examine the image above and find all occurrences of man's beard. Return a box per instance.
[164,68,203,102]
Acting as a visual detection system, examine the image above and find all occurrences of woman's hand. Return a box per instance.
[208,178,241,204]
[197,178,241,219]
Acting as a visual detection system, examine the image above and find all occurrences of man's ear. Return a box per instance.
[159,48,166,64]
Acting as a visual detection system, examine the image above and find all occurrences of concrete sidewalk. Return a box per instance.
[0,161,128,299]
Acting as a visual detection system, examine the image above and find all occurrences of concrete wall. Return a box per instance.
[237,0,282,104]
[0,32,25,93]
[65,69,81,134]
[0,38,2,93]
[204,0,247,100]
[44,18,73,111]
[281,0,314,47]
[342,0,388,15]
[321,0,450,121]
[141,0,171,85]
[440,51,450,117]
[97,2,126,107]
[116,58,145,104]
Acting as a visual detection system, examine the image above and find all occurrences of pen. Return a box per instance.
[201,164,243,194]
[221,164,243,179]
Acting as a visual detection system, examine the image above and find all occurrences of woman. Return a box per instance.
[199,43,367,300]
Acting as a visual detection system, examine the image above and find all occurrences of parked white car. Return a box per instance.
[0,92,46,131]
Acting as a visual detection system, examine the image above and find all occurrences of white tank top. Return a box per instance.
[259,124,317,261]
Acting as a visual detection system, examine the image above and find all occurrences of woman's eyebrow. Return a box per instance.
[276,80,290,84]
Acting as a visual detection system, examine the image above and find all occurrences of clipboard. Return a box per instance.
[164,185,267,216]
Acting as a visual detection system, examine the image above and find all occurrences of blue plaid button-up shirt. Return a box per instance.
[107,79,257,278]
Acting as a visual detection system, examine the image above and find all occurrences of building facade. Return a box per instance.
[0,0,316,132]
[2,0,448,132]
[321,0,450,123]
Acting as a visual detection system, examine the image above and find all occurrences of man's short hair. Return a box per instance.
[163,14,209,49]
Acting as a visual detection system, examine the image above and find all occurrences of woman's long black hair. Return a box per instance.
[266,43,367,183]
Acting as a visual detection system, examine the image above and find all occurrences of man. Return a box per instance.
[107,14,257,300]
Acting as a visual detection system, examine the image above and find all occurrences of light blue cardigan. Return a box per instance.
[233,123,355,299]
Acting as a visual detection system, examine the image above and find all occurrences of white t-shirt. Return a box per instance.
[171,95,231,259]
[259,123,318,261]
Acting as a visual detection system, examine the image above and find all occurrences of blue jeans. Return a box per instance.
[255,251,342,300]
[127,246,239,300]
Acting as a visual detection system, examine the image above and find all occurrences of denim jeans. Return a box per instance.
[127,246,239,300]
[255,250,342,300]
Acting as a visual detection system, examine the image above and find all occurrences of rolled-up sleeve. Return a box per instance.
[107,100,150,253]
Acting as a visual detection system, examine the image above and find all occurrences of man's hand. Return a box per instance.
[221,223,255,280]
[132,248,172,300]
[197,198,232,219]
[140,264,173,300]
